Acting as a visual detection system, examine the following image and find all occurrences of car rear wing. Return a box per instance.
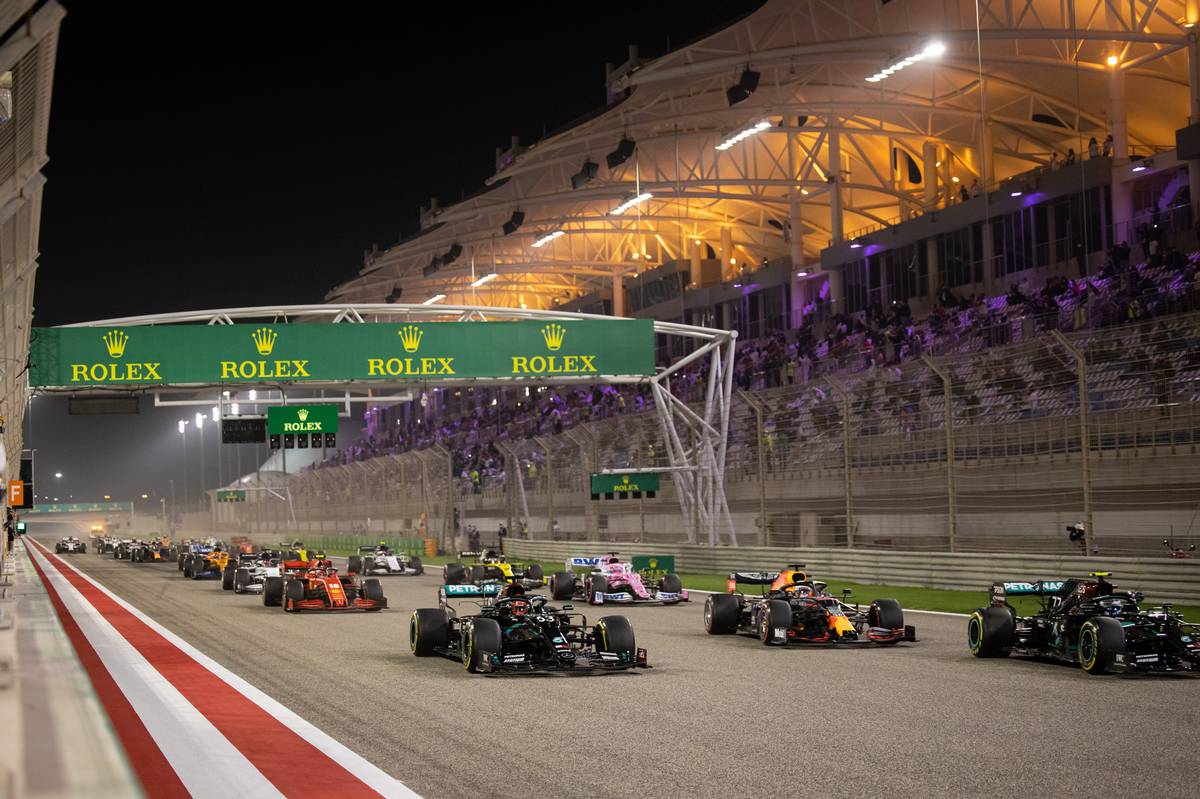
[566,556,604,569]
[358,545,386,553]
[989,580,1069,606]
[726,571,780,591]
[458,551,483,558]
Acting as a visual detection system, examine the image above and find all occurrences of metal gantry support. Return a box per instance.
[922,355,958,552]
[1052,330,1096,554]
[649,330,738,546]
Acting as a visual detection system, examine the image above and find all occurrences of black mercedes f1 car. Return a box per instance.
[409,583,648,674]
[968,572,1200,674]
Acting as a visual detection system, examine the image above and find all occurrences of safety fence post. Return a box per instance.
[922,355,958,552]
[736,389,769,546]
[1052,330,1095,553]
[535,437,553,539]
[825,376,854,548]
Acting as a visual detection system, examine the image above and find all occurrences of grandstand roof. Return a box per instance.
[327,0,1196,311]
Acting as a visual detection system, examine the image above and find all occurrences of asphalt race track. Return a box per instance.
[32,527,1200,799]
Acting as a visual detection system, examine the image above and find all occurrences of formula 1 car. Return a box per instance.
[704,565,916,646]
[443,550,544,588]
[968,572,1200,674]
[174,539,223,569]
[549,554,687,605]
[410,583,648,674]
[278,541,327,562]
[348,543,424,577]
[111,539,136,560]
[130,537,171,563]
[55,536,87,554]
[227,550,283,594]
[94,536,117,554]
[261,558,386,612]
[182,548,230,580]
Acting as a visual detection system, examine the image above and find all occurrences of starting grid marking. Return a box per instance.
[23,538,419,799]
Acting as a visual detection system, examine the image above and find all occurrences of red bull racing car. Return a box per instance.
[704,565,916,646]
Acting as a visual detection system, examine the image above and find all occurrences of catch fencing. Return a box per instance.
[224,312,1200,560]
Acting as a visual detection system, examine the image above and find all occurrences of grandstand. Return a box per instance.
[227,0,1200,558]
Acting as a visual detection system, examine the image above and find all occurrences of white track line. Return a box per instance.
[40,544,420,799]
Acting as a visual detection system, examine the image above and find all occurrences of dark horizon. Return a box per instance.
[25,2,762,502]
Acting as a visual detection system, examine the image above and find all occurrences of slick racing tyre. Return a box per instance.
[362,578,385,608]
[443,563,466,585]
[182,556,194,579]
[233,568,250,594]
[177,553,186,570]
[410,608,449,656]
[262,576,284,607]
[967,607,1015,658]
[1078,616,1125,675]
[347,556,363,574]
[283,579,305,612]
[80,544,87,554]
[463,617,502,673]
[759,599,792,646]
[869,599,905,645]
[364,557,376,573]
[704,593,740,634]
[222,565,236,591]
[588,575,608,605]
[660,573,683,596]
[550,572,575,601]
[525,563,544,582]
[408,555,423,575]
[594,615,635,659]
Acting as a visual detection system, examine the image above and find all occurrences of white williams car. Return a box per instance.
[55,536,87,554]
[348,544,424,577]
[229,551,283,594]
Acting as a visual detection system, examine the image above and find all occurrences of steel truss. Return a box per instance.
[52,303,738,546]
[327,0,1195,311]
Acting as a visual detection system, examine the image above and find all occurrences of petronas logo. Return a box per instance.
[297,408,310,422]
[541,323,566,351]
[252,327,277,356]
[102,330,128,359]
[398,325,423,353]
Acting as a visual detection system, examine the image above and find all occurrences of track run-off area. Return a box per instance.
[24,523,1200,799]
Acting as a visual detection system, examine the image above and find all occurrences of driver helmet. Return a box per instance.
[507,598,531,617]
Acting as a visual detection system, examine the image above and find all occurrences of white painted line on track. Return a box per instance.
[29,540,421,799]
[28,543,285,798]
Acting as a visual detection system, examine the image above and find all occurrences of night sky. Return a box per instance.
[25,1,764,504]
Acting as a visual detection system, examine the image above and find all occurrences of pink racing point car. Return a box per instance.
[549,554,688,606]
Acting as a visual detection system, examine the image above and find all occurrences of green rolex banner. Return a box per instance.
[28,319,655,388]
[267,405,339,435]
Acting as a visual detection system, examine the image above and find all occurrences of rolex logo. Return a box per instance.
[622,475,630,484]
[398,324,423,353]
[251,327,277,356]
[541,323,566,352]
[297,408,309,421]
[102,330,128,359]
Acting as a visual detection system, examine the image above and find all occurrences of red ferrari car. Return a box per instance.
[262,559,387,613]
